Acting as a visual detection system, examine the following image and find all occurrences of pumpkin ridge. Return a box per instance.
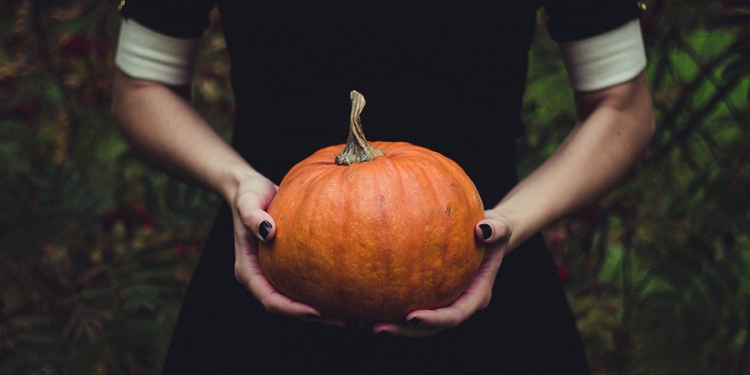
[387,159,453,303]
[259,92,485,321]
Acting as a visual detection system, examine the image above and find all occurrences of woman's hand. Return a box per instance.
[230,174,347,327]
[371,73,655,338]
[371,209,513,337]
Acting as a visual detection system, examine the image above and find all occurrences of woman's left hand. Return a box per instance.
[371,209,513,337]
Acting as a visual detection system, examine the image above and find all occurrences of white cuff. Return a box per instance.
[559,19,647,92]
[115,18,200,86]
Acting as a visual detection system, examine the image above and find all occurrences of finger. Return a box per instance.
[257,220,275,241]
[374,256,501,337]
[232,230,347,328]
[237,196,277,241]
[259,288,322,317]
[236,261,320,319]
[254,285,348,327]
[371,320,443,337]
[475,218,510,244]
[372,299,473,337]
[372,294,478,337]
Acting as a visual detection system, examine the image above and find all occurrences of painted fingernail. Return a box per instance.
[259,221,272,240]
[479,224,492,240]
[409,317,422,325]
[305,313,319,320]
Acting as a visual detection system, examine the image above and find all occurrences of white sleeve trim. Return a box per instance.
[115,18,200,86]
[559,19,647,92]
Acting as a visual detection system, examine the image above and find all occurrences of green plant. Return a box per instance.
[522,1,750,373]
[0,1,229,374]
[1,0,748,373]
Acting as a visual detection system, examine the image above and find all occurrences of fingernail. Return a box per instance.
[305,313,319,320]
[479,224,492,240]
[259,221,272,240]
[409,317,422,325]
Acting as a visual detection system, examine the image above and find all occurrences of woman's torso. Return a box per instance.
[218,0,541,202]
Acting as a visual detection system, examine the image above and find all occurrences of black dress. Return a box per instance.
[120,1,642,374]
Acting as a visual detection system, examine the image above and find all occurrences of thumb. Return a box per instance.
[237,193,277,242]
[255,218,276,242]
[475,216,511,244]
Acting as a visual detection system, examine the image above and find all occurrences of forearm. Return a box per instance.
[111,69,257,201]
[496,72,655,251]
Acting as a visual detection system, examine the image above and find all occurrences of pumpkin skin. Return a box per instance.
[258,141,485,322]
[258,91,485,322]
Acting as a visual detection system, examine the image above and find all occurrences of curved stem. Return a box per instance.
[335,91,385,166]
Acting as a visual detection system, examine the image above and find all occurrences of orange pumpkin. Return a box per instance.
[258,91,485,322]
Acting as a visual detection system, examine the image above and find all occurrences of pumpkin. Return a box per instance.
[258,91,485,322]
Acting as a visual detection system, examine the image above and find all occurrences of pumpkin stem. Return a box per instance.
[335,90,386,166]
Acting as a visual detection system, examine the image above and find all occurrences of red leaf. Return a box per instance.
[8,101,40,120]
[556,264,570,282]
[59,32,94,58]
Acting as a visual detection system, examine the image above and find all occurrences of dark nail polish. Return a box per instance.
[409,317,422,325]
[259,221,272,240]
[305,313,319,320]
[479,224,492,240]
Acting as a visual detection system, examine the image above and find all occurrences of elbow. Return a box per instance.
[640,111,656,151]
[645,113,656,145]
[628,73,657,157]
[637,99,657,157]
[625,109,656,163]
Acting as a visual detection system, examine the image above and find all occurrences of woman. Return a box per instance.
[112,1,655,373]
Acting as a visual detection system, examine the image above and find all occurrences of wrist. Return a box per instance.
[218,162,263,203]
[489,203,545,253]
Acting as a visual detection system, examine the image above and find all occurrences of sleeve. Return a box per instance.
[119,0,217,39]
[115,0,217,86]
[544,0,647,92]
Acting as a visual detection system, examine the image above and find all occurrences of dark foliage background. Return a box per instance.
[0,0,748,374]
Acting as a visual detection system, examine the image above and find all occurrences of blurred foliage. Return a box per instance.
[524,1,750,374]
[0,0,748,374]
[0,1,229,374]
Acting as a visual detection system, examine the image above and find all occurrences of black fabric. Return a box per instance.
[221,0,538,188]
[161,203,591,375]
[120,0,216,38]
[116,1,641,373]
[545,0,645,42]
[118,0,645,44]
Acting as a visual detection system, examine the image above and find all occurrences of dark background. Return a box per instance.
[1,0,749,374]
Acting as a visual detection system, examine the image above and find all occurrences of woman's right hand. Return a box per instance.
[111,70,345,326]
[229,173,347,327]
